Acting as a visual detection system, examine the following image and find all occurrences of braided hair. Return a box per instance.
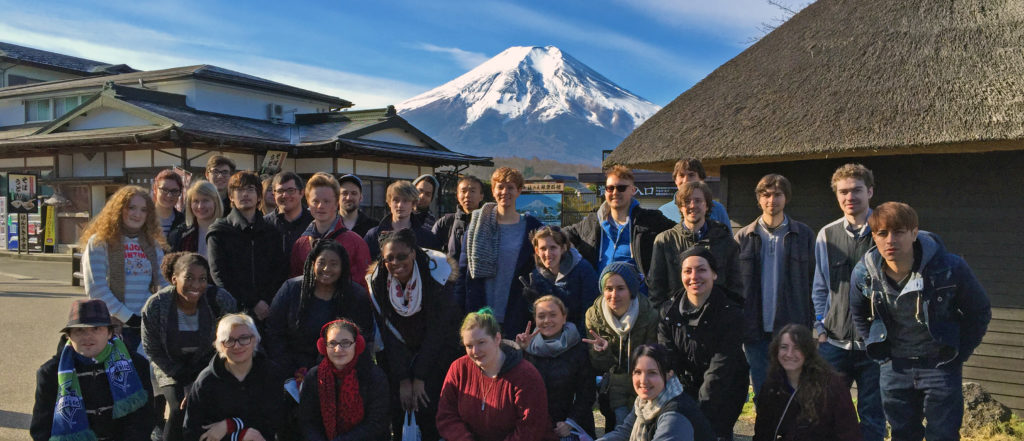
[295,240,352,329]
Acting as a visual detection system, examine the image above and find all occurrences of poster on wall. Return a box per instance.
[7,173,37,214]
[259,150,288,176]
[516,193,563,226]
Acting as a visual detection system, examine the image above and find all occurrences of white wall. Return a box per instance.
[66,107,152,130]
[90,185,106,215]
[124,150,150,168]
[58,154,73,177]
[0,158,23,168]
[188,81,331,123]
[356,160,388,178]
[0,98,25,126]
[359,128,426,146]
[26,156,53,167]
[390,163,419,179]
[106,152,123,176]
[73,153,104,177]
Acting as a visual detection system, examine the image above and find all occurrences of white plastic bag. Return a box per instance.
[402,411,422,441]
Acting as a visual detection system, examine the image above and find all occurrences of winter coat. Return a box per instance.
[31,349,155,441]
[347,210,378,238]
[658,286,749,438]
[183,352,285,441]
[647,220,742,309]
[597,392,716,441]
[296,359,391,441]
[584,294,660,410]
[524,247,601,332]
[168,222,199,253]
[734,218,815,342]
[433,209,472,260]
[436,343,555,441]
[753,370,863,441]
[141,284,238,388]
[363,215,443,261]
[206,209,288,312]
[521,336,596,437]
[264,208,313,259]
[564,200,676,277]
[289,216,371,290]
[850,231,991,364]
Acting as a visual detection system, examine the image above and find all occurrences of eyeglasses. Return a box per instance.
[208,169,233,177]
[383,253,410,263]
[605,184,631,193]
[326,339,355,350]
[158,187,182,197]
[234,186,258,195]
[274,187,300,196]
[222,334,254,348]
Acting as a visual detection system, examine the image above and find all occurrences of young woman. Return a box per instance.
[80,185,167,353]
[524,226,600,331]
[153,169,185,238]
[260,176,277,216]
[183,314,284,441]
[753,325,862,441]
[297,320,390,441]
[168,180,223,257]
[366,228,460,441]
[582,262,659,431]
[141,252,237,441]
[437,308,553,441]
[515,295,596,439]
[598,345,714,441]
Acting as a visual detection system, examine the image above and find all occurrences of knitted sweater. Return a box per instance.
[83,235,166,323]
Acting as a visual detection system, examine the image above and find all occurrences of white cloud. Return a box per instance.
[413,43,490,70]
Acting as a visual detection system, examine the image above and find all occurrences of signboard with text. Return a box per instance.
[7,173,37,214]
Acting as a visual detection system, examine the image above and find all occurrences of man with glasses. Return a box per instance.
[152,169,185,237]
[658,158,732,233]
[338,174,377,237]
[264,172,313,258]
[204,155,237,217]
[208,171,288,322]
[564,165,675,278]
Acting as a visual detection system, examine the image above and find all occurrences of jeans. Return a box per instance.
[743,336,771,401]
[879,359,964,441]
[819,342,886,441]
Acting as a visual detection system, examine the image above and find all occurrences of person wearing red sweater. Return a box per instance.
[289,172,370,290]
[437,308,555,441]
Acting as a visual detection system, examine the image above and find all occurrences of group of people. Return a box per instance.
[30,154,990,441]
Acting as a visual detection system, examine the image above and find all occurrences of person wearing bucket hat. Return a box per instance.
[31,299,155,441]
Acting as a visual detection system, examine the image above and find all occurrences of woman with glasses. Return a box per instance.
[366,228,460,441]
[168,180,223,257]
[153,169,185,238]
[297,319,390,441]
[524,226,599,331]
[184,313,284,441]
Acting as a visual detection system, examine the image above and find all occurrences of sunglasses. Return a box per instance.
[605,184,632,193]
[383,253,411,263]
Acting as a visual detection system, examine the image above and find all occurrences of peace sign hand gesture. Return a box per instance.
[515,321,541,348]
[582,329,609,352]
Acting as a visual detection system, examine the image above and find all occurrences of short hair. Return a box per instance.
[630,344,672,382]
[206,155,236,173]
[830,163,874,192]
[605,165,634,183]
[530,226,569,249]
[869,201,919,232]
[533,295,567,316]
[672,158,706,180]
[460,307,502,337]
[458,175,485,192]
[184,180,223,227]
[228,171,262,201]
[153,169,183,193]
[491,167,525,190]
[386,180,419,203]
[305,172,340,200]
[674,181,714,209]
[161,251,210,285]
[271,171,303,190]
[755,174,792,202]
[214,313,260,355]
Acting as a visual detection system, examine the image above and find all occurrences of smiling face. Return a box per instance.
[173,263,208,309]
[633,355,666,401]
[681,255,716,297]
[534,300,567,339]
[457,180,483,213]
[206,165,232,192]
[415,180,434,210]
[307,186,339,223]
[273,179,302,214]
[121,194,148,232]
[223,324,255,365]
[155,178,182,210]
[492,181,521,210]
[834,177,873,219]
[603,274,632,317]
[680,191,707,229]
[190,193,215,222]
[758,186,787,218]
[776,332,806,377]
[325,326,357,369]
[604,175,635,210]
[462,327,501,371]
[313,249,343,287]
[382,241,415,283]
[534,236,565,272]
[339,182,362,214]
[68,326,113,359]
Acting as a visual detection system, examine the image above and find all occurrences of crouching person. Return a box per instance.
[31,299,155,441]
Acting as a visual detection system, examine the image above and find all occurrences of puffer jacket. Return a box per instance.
[521,331,596,437]
[523,247,600,331]
[647,220,741,309]
[206,210,288,312]
[564,200,675,277]
[584,294,659,410]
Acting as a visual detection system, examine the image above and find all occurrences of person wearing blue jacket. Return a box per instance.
[523,225,600,331]
[657,158,731,234]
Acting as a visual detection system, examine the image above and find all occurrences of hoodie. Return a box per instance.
[288,215,371,290]
[183,352,284,441]
[412,174,439,228]
[524,247,600,330]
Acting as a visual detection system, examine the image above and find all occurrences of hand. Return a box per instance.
[817,333,827,343]
[199,420,228,441]
[554,421,572,437]
[515,321,540,348]
[582,329,609,352]
[179,394,187,410]
[399,379,415,412]
[253,301,270,320]
[242,428,266,441]
[412,378,429,411]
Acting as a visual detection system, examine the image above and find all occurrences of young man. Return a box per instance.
[31,299,155,441]
[204,155,236,217]
[812,163,886,441]
[658,158,732,233]
[733,174,814,399]
[337,174,377,237]
[647,181,740,309]
[851,202,990,441]
[263,172,313,259]
[564,165,675,277]
[412,173,439,228]
[363,180,442,260]
[207,171,288,321]
[152,169,185,237]
[288,172,371,289]
[433,175,485,260]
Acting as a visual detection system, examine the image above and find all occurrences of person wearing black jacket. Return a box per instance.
[432,175,485,260]
[364,180,442,260]
[658,248,749,441]
[263,172,313,259]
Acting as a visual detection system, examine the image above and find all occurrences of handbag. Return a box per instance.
[402,411,422,441]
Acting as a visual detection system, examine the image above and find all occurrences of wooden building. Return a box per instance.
[607,0,1024,415]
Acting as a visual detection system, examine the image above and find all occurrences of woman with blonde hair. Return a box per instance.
[80,185,167,352]
[168,180,223,257]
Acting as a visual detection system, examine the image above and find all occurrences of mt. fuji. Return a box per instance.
[397,46,660,166]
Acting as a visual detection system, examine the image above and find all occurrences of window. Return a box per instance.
[25,99,51,122]
[25,95,88,122]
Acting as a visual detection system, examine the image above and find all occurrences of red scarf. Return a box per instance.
[317,355,364,438]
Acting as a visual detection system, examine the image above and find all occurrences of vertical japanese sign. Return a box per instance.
[44,205,56,249]
[259,150,288,176]
[7,173,37,214]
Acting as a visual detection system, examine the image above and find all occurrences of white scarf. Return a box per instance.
[630,376,685,441]
[388,261,422,317]
[602,296,640,338]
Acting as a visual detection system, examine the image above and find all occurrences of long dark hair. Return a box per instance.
[296,240,352,329]
[766,324,834,424]
[630,344,672,383]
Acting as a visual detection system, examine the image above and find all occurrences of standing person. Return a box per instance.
[433,175,485,260]
[366,229,460,441]
[564,165,675,277]
[851,202,991,441]
[524,226,600,330]
[648,181,741,309]
[80,185,167,353]
[436,308,554,441]
[364,180,442,260]
[658,248,748,441]
[153,169,185,238]
[297,320,390,441]
[412,173,439,228]
[811,163,886,441]
[514,296,597,439]
[168,180,223,257]
[733,174,814,399]
[457,166,544,336]
[142,252,237,441]
[207,171,288,322]
[658,158,732,233]
[288,172,371,290]
[264,172,313,259]
[31,299,155,441]
[204,155,236,218]
[260,176,277,216]
[583,262,659,431]
[183,314,285,441]
[338,174,377,237]
[752,324,862,441]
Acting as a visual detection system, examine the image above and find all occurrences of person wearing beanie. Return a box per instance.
[582,261,660,432]
[412,174,439,228]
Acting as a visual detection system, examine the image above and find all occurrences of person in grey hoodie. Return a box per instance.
[412,174,439,228]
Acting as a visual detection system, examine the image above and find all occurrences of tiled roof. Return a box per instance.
[0,41,135,75]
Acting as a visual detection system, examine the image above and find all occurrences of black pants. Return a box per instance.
[160,383,188,441]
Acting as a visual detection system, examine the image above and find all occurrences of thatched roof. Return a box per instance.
[607,0,1024,170]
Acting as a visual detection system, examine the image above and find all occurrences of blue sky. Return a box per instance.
[0,0,804,109]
